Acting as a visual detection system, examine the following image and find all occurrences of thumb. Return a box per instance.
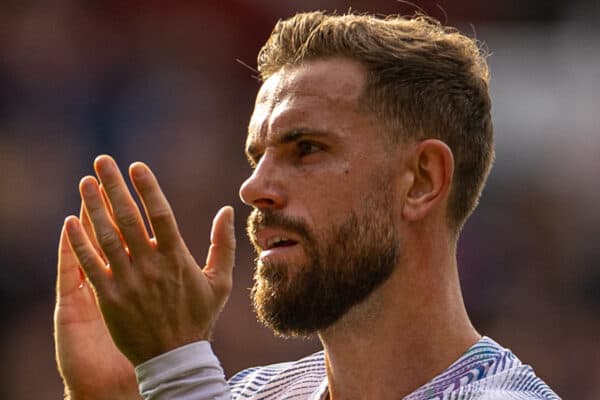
[204,206,236,296]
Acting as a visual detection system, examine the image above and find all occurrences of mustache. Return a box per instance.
[247,209,311,241]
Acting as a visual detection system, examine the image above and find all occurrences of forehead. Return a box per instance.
[247,58,368,145]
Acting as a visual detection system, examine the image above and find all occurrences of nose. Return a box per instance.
[239,153,286,209]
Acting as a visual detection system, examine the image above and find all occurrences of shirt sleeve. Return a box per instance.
[135,341,232,400]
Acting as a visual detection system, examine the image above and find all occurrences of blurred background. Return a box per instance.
[0,0,598,398]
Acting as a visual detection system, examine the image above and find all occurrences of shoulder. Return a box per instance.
[465,363,561,399]
[408,337,561,400]
[228,351,326,399]
[456,338,561,400]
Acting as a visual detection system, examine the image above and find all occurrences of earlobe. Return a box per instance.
[402,139,454,222]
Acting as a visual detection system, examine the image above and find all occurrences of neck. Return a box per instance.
[317,235,480,400]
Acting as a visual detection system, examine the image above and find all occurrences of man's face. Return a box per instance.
[239,58,402,337]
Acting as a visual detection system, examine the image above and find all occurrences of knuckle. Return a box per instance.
[132,254,164,283]
[137,257,162,282]
[72,241,92,262]
[149,207,171,222]
[87,205,104,219]
[135,175,151,190]
[103,179,120,193]
[117,279,140,299]
[223,238,236,253]
[115,209,138,228]
[141,266,161,283]
[220,277,233,294]
[164,246,188,266]
[97,230,121,251]
[78,253,96,270]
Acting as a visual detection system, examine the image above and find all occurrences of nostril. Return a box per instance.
[253,197,277,208]
[239,181,279,208]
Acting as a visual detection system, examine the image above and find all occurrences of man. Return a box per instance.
[54,11,559,400]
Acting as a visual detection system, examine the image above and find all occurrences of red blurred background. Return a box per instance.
[0,1,598,398]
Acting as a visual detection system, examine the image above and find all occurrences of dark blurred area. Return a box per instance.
[0,0,598,398]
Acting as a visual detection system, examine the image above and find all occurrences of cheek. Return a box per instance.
[299,166,369,227]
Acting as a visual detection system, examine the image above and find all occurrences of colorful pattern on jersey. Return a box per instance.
[228,337,560,400]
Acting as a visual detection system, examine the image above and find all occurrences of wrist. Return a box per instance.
[65,387,143,400]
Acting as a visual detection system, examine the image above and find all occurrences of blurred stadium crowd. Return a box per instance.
[0,1,598,398]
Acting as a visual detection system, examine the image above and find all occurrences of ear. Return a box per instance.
[402,139,454,222]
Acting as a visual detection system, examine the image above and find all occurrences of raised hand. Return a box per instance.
[55,203,143,400]
[57,155,236,395]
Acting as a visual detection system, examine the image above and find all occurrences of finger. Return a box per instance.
[57,221,85,297]
[204,206,236,296]
[80,176,131,276]
[80,202,105,263]
[129,162,183,252]
[94,155,151,257]
[64,216,111,293]
[100,184,114,217]
[98,185,132,257]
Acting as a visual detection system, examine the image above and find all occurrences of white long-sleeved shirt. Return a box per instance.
[135,337,560,399]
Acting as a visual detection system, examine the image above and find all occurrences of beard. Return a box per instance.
[247,187,399,338]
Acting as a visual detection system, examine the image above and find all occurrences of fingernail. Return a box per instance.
[81,179,95,196]
[64,216,79,233]
[131,163,146,179]
[94,154,113,166]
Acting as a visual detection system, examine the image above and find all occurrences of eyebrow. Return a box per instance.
[245,129,332,164]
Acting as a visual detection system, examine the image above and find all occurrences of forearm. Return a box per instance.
[135,341,231,400]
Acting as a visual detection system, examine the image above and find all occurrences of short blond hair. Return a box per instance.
[257,11,494,232]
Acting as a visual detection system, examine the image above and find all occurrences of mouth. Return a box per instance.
[256,232,301,261]
[264,236,298,250]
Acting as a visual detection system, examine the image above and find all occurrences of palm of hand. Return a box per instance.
[54,219,142,400]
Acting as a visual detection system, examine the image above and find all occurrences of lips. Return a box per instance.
[265,235,298,250]
[253,229,301,260]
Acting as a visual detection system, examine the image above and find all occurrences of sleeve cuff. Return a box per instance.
[135,341,230,400]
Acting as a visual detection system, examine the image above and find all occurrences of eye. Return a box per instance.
[297,141,321,156]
